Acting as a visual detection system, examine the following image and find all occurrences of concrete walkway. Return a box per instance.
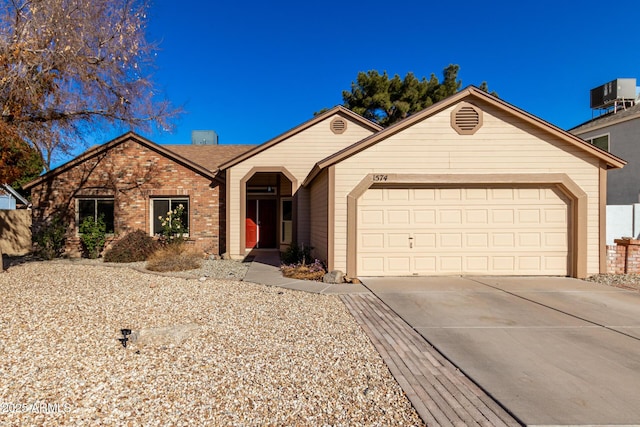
[244,251,521,426]
[243,250,370,294]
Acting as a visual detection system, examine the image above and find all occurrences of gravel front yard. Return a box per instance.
[0,261,423,426]
[586,273,640,291]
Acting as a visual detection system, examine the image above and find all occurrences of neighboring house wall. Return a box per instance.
[606,204,640,244]
[0,196,16,210]
[0,184,30,210]
[225,112,376,258]
[576,119,640,204]
[29,138,224,255]
[0,210,32,255]
[329,100,603,276]
[604,205,640,274]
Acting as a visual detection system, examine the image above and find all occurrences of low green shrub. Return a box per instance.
[32,214,67,260]
[280,243,326,281]
[79,215,106,259]
[146,242,203,272]
[104,230,160,263]
[281,242,314,265]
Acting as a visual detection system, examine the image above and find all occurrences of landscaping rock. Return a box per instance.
[323,270,344,284]
[0,263,423,426]
[128,323,200,347]
[587,274,640,291]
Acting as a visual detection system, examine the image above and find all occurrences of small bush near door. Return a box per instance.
[280,243,326,281]
[280,243,314,265]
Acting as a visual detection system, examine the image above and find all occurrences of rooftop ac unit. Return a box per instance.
[590,78,636,109]
[191,130,218,145]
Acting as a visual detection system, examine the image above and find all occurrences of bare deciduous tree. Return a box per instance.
[0,0,178,170]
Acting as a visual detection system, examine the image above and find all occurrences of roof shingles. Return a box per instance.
[570,103,640,134]
[23,132,256,190]
[164,144,255,172]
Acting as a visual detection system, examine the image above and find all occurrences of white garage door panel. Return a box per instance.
[358,187,569,276]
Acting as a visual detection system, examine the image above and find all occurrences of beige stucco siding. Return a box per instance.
[226,114,375,257]
[309,169,329,263]
[0,210,31,256]
[332,101,602,275]
[296,188,311,246]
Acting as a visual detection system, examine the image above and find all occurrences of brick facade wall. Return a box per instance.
[30,139,225,256]
[606,239,640,274]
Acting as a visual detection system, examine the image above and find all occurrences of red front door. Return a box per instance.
[246,199,277,248]
[246,201,258,248]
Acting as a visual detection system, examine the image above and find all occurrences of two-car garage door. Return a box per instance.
[357,186,570,276]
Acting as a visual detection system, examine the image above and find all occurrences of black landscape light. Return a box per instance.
[119,329,132,348]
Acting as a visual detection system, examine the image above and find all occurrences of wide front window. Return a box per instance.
[77,198,115,233]
[152,198,189,236]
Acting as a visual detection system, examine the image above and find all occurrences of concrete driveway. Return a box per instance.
[361,276,640,426]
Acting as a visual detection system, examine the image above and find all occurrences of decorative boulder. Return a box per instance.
[128,323,200,348]
[323,270,344,284]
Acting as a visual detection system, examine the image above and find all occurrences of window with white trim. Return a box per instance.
[77,198,115,234]
[586,134,609,151]
[151,198,189,236]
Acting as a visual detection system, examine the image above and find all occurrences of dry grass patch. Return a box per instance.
[281,259,326,281]
[146,243,203,272]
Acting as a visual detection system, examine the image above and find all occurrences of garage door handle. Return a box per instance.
[409,236,413,249]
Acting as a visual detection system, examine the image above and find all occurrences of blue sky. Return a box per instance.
[127,0,640,147]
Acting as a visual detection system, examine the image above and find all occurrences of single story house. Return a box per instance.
[24,135,253,255]
[25,87,625,278]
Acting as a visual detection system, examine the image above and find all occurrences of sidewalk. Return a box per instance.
[243,250,370,294]
[244,251,521,426]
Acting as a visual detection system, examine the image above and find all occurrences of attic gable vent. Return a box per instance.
[330,117,347,134]
[451,103,482,135]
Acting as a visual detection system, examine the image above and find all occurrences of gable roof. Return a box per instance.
[163,144,255,172]
[218,105,382,170]
[23,132,249,190]
[569,103,640,135]
[304,86,626,186]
